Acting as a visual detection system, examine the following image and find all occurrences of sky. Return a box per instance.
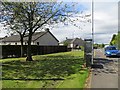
[0,0,119,44]
[50,1,119,44]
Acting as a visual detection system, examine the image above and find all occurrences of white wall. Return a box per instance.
[59,43,64,46]
[0,42,21,45]
[0,42,33,45]
[0,40,3,45]
[70,44,73,48]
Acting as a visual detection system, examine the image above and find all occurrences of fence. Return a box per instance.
[1,45,68,58]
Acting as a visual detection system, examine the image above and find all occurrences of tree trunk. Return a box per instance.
[26,33,33,61]
[20,37,24,57]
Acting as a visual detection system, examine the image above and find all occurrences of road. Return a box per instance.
[91,49,118,88]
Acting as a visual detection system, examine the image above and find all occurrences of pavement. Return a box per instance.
[90,49,118,88]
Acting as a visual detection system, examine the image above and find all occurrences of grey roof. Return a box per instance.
[60,38,84,44]
[61,39,73,44]
[2,35,21,42]
[1,31,58,42]
[71,38,84,43]
[23,32,47,41]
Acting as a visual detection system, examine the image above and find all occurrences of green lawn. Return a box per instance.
[2,51,89,88]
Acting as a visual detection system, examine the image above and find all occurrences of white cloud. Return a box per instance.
[93,2,118,43]
[58,0,119,3]
[51,1,118,44]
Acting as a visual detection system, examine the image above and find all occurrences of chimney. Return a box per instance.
[66,37,68,40]
[45,28,49,32]
[5,36,7,38]
[11,33,14,36]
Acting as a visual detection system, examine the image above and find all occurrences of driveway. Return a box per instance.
[91,49,118,88]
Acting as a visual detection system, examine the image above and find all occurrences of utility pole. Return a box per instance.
[91,0,94,65]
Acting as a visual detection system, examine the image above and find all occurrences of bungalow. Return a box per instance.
[0,29,59,46]
[60,37,85,49]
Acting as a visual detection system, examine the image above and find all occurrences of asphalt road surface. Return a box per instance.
[91,49,118,88]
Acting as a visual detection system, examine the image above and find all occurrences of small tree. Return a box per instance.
[110,34,117,45]
[102,43,105,48]
[118,32,120,49]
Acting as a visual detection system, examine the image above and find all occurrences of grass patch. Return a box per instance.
[0,57,26,63]
[57,69,89,88]
[2,51,89,88]
[2,80,44,88]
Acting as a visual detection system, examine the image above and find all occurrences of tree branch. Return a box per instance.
[33,10,59,34]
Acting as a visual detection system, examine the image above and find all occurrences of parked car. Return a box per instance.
[104,46,120,57]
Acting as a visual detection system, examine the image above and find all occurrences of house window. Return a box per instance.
[37,42,39,45]
[25,42,27,45]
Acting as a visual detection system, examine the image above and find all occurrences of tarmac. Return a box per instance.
[90,49,118,89]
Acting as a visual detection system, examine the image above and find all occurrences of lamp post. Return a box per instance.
[91,0,94,65]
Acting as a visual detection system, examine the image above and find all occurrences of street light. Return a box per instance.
[91,0,94,65]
